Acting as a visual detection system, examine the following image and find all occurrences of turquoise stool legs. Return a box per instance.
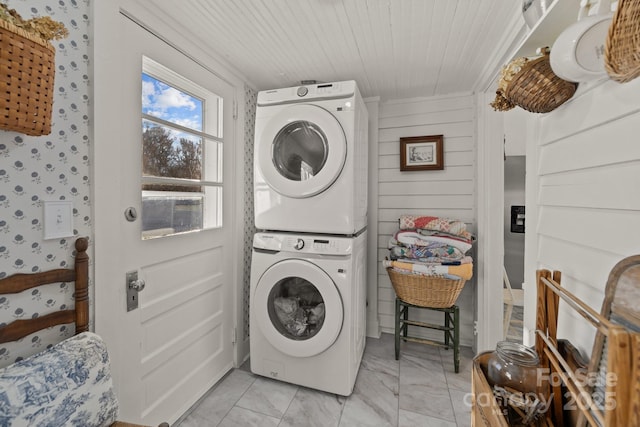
[453,305,460,373]
[394,298,460,373]
[395,298,401,360]
[444,310,450,349]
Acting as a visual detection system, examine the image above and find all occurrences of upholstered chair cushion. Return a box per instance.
[0,332,118,426]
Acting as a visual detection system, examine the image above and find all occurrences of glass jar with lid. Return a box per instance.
[486,341,541,394]
[486,341,550,424]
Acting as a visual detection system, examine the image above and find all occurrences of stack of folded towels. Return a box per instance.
[384,215,474,281]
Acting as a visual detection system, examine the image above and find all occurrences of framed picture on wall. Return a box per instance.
[399,135,444,171]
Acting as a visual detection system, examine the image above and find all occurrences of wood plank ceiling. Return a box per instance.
[128,0,523,100]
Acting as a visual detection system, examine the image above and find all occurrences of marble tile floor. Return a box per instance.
[175,333,475,427]
[504,304,524,344]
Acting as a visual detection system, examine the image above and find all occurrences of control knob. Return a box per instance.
[294,238,305,250]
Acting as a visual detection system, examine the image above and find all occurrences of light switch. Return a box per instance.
[510,205,525,234]
[44,201,74,240]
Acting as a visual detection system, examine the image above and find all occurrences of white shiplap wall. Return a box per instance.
[377,94,477,346]
[524,76,640,356]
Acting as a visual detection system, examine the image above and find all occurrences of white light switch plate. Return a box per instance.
[44,201,74,240]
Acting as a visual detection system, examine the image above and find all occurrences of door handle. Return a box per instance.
[126,271,145,311]
[129,278,146,291]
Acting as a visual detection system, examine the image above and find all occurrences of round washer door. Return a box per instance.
[257,104,346,198]
[253,258,343,357]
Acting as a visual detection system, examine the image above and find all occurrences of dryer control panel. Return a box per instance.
[253,232,354,256]
[257,80,356,106]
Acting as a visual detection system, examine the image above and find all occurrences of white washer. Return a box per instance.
[254,80,368,235]
[250,231,367,396]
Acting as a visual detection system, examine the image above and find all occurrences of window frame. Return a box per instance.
[140,56,224,239]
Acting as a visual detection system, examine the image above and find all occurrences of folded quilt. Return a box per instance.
[392,230,473,254]
[388,245,466,262]
[418,229,476,242]
[383,259,473,280]
[390,254,475,265]
[399,215,472,240]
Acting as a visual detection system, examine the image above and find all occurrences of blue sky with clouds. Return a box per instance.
[142,73,202,132]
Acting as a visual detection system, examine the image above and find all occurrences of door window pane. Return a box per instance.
[142,190,203,238]
[142,73,203,132]
[142,120,202,180]
[141,58,223,239]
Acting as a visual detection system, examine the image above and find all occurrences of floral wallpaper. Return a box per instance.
[242,84,257,341]
[0,0,92,368]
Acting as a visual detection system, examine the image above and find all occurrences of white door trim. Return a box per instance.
[472,10,529,353]
[475,91,505,353]
[523,115,540,347]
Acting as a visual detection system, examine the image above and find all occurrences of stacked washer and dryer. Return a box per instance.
[250,81,368,396]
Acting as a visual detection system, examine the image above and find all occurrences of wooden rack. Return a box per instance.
[472,263,640,427]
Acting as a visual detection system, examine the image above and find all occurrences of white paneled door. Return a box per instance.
[94,9,236,425]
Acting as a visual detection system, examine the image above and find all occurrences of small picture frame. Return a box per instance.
[400,135,444,171]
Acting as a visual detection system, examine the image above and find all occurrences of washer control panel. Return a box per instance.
[253,232,353,255]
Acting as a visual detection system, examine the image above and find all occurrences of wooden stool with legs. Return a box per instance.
[395,298,460,372]
[387,267,466,373]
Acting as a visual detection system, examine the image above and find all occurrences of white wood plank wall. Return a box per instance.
[527,76,640,356]
[377,93,477,346]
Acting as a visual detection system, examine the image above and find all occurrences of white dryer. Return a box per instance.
[254,80,368,235]
[249,231,367,396]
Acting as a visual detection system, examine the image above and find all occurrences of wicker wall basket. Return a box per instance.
[0,19,55,136]
[605,0,640,83]
[386,268,466,308]
[504,52,578,114]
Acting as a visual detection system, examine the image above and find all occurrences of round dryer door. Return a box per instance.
[253,258,343,357]
[257,104,346,198]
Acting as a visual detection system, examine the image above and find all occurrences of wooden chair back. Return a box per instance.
[0,237,89,344]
